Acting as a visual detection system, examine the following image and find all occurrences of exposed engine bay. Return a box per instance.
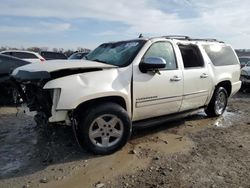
[12,67,103,123]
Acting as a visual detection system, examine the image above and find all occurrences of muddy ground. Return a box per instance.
[0,92,249,188]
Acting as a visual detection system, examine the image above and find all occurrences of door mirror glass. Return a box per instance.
[139,57,166,73]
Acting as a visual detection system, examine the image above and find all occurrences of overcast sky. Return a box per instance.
[0,0,249,50]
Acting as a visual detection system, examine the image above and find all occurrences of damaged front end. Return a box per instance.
[11,60,116,125]
[12,69,102,125]
[12,70,53,124]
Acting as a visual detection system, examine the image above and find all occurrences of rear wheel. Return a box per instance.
[205,87,228,117]
[77,103,132,155]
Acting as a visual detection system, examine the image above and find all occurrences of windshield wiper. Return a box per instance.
[92,59,108,64]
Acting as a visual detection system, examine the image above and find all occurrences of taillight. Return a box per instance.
[40,58,45,63]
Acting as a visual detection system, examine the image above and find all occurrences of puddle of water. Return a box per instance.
[168,110,241,137]
[0,160,24,177]
[213,111,237,128]
[0,107,37,178]
[0,130,38,177]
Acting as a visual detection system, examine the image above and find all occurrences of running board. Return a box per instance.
[132,108,203,129]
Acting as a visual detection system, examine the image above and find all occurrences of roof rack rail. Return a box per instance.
[163,35,191,40]
[190,38,224,43]
[162,36,224,43]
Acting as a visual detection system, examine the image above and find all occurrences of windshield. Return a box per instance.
[85,40,146,67]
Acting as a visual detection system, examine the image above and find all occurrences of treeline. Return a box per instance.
[0,46,91,57]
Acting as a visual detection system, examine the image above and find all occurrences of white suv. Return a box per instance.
[12,36,241,154]
[0,50,45,63]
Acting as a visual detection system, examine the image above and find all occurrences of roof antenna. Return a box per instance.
[138,33,143,38]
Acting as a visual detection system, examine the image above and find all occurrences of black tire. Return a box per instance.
[77,102,132,155]
[205,87,228,117]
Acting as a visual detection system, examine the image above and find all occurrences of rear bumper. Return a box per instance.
[231,81,242,96]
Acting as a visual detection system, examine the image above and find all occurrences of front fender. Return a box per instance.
[44,67,132,116]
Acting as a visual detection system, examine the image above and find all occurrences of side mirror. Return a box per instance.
[139,57,166,73]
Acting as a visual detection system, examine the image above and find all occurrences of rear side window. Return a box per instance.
[203,45,238,66]
[12,52,37,59]
[178,44,204,68]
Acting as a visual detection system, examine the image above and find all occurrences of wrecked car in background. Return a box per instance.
[0,54,30,105]
[239,56,250,68]
[240,61,250,88]
[12,36,241,154]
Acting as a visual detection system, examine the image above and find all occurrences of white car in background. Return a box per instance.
[0,50,45,63]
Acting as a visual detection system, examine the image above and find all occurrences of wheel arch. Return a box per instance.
[73,96,128,120]
[216,80,232,96]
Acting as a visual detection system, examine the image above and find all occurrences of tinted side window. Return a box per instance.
[41,52,67,60]
[179,44,204,68]
[203,45,238,66]
[13,52,37,59]
[144,42,177,70]
[55,53,67,59]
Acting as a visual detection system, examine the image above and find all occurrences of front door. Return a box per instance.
[133,41,183,121]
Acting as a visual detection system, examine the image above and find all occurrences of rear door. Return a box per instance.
[133,41,183,121]
[178,44,211,111]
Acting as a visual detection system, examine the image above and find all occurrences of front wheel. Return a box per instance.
[77,103,132,155]
[205,87,228,117]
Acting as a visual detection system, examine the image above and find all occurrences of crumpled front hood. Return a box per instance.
[12,59,116,74]
[12,60,117,82]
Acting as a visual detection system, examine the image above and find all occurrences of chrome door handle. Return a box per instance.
[200,73,209,78]
[170,76,182,81]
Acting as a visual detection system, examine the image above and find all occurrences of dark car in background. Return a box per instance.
[40,51,67,60]
[68,52,89,60]
[0,54,30,105]
[239,56,250,68]
[240,61,250,89]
